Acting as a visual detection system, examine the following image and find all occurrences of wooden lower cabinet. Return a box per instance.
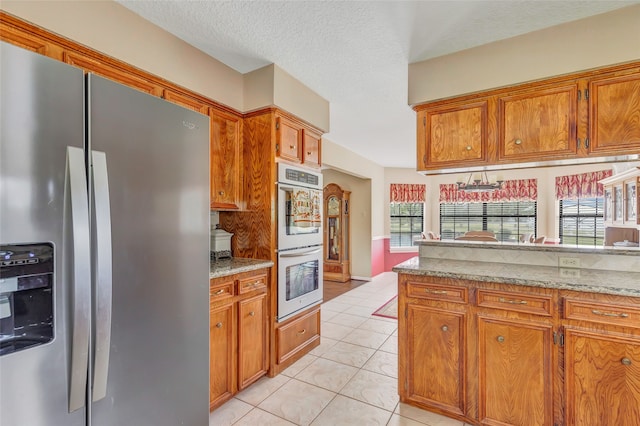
[404,304,467,417]
[477,316,554,426]
[209,269,269,411]
[271,306,321,375]
[564,328,640,426]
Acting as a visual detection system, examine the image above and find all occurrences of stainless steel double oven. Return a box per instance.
[276,164,323,322]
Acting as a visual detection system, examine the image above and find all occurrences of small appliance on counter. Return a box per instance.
[613,240,639,247]
[211,225,233,260]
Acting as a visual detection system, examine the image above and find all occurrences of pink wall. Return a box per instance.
[371,237,418,277]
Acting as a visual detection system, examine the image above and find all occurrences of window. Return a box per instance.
[390,203,424,247]
[559,197,604,246]
[439,201,537,242]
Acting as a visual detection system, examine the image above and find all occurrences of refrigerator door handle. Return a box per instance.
[66,146,91,412]
[91,150,113,402]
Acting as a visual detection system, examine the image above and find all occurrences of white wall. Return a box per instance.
[409,4,640,104]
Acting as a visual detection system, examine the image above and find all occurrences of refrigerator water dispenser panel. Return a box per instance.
[0,243,54,356]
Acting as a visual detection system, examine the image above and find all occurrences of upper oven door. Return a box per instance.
[278,183,323,250]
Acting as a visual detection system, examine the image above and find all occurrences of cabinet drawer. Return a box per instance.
[210,280,234,302]
[477,289,553,317]
[276,308,320,364]
[564,299,640,328]
[407,281,468,304]
[238,274,267,295]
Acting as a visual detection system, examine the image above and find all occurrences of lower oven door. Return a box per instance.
[277,245,323,322]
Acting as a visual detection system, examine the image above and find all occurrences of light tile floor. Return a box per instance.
[209,272,472,426]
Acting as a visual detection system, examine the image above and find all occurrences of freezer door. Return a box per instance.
[87,75,210,426]
[0,42,87,426]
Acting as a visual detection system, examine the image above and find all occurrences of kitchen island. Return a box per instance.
[392,241,640,426]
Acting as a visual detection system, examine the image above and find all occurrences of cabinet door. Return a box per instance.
[499,85,578,162]
[589,72,640,155]
[478,316,554,426]
[565,328,640,426]
[210,109,242,210]
[276,116,302,163]
[303,129,322,168]
[405,304,466,417]
[210,302,235,411]
[418,101,488,169]
[238,292,268,390]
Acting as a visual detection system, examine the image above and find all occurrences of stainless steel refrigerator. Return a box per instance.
[0,41,210,426]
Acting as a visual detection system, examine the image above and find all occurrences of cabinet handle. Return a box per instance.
[621,358,632,366]
[465,145,472,151]
[591,309,629,318]
[425,289,447,295]
[514,139,522,145]
[497,336,505,343]
[499,297,527,305]
[216,322,223,328]
[246,281,262,288]
[441,325,448,332]
[249,311,255,317]
[214,289,225,295]
[297,329,306,335]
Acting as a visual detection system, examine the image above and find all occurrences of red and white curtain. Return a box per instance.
[390,184,426,203]
[554,169,612,200]
[439,179,538,203]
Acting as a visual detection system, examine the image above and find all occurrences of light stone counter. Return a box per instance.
[210,257,273,279]
[392,256,640,297]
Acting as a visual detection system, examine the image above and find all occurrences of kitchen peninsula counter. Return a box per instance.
[393,256,640,297]
[210,257,274,279]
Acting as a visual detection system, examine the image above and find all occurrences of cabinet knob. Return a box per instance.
[514,139,522,145]
[290,145,295,150]
[497,336,505,343]
[216,322,223,328]
[249,311,255,317]
[441,325,448,332]
[621,357,632,366]
[218,190,225,196]
[465,145,472,151]
[307,151,312,156]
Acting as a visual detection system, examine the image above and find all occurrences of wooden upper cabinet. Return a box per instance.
[589,72,640,155]
[498,84,578,162]
[163,89,208,114]
[303,128,322,168]
[210,108,242,210]
[417,100,488,170]
[63,51,161,96]
[276,115,303,163]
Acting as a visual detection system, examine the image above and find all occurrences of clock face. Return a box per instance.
[328,196,340,216]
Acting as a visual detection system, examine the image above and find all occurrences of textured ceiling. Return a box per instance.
[117,1,637,168]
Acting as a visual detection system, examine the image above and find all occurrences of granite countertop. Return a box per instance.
[392,256,640,297]
[210,257,274,279]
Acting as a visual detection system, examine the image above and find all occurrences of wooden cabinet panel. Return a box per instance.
[238,293,268,389]
[589,72,640,155]
[210,109,242,210]
[499,85,578,162]
[0,24,62,59]
[303,129,321,168]
[62,51,161,96]
[163,89,208,113]
[406,281,468,304]
[478,316,554,426]
[405,304,466,416]
[477,289,553,317]
[564,298,640,328]
[238,273,267,295]
[418,101,488,169]
[564,328,640,426]
[276,307,320,364]
[209,302,234,411]
[210,279,234,302]
[276,115,302,163]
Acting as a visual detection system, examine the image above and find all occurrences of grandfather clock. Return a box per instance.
[324,183,351,282]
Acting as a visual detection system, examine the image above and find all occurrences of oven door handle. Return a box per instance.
[280,248,321,257]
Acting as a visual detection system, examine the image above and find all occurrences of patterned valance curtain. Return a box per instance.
[439,179,538,203]
[555,169,612,200]
[390,184,426,203]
